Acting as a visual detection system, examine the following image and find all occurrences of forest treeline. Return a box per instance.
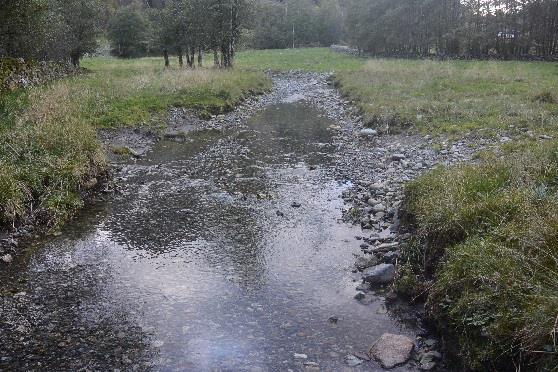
[345,0,558,59]
[1,0,558,64]
[1,0,249,67]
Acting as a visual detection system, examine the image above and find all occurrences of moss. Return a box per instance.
[111,146,133,157]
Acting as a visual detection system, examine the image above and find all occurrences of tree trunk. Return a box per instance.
[186,52,192,67]
[70,51,80,67]
[163,49,170,67]
[198,48,203,67]
[178,47,183,68]
[214,49,220,68]
[190,48,196,68]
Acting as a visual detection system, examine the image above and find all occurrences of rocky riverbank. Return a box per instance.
[97,71,504,370]
[2,71,501,370]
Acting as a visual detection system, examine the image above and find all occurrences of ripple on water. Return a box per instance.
[0,103,416,371]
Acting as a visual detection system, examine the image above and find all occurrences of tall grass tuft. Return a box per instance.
[400,141,558,370]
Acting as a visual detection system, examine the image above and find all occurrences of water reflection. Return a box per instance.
[0,103,415,371]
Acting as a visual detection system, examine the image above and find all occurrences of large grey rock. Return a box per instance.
[370,333,414,369]
[362,264,395,284]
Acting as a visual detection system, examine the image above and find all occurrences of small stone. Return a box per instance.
[500,136,512,143]
[370,333,414,369]
[372,204,386,213]
[356,282,371,292]
[382,251,400,264]
[424,339,437,348]
[351,351,371,362]
[328,316,339,324]
[291,202,302,208]
[354,292,366,300]
[373,242,399,253]
[362,264,396,284]
[294,353,308,359]
[345,354,364,367]
[1,254,13,263]
[355,256,378,271]
[419,351,441,370]
[392,154,406,161]
[276,210,284,217]
[359,128,378,137]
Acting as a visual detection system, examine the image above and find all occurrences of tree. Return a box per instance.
[56,0,104,66]
[0,0,50,59]
[108,4,152,58]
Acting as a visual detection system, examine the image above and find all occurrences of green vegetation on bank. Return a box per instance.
[334,59,558,136]
[80,58,270,126]
[398,142,558,370]
[0,57,270,227]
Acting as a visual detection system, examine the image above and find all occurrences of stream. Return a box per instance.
[1,99,419,371]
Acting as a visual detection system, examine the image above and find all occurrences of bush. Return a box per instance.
[400,141,558,370]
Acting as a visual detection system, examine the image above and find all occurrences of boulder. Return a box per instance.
[370,333,414,369]
[362,264,395,284]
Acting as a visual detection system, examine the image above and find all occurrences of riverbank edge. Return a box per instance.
[0,78,273,264]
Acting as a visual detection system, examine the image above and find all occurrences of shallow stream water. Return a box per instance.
[1,103,416,371]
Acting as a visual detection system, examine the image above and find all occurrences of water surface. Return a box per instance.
[1,103,415,371]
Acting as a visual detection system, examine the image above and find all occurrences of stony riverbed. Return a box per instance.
[0,72,499,371]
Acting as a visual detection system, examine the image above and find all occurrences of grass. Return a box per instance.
[0,56,270,228]
[80,57,270,127]
[399,142,558,370]
[236,47,364,72]
[334,59,558,136]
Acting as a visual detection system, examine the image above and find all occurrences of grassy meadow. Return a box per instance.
[335,59,558,136]
[236,47,364,72]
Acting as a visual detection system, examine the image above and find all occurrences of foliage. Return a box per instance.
[0,0,103,65]
[250,0,343,49]
[400,142,558,370]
